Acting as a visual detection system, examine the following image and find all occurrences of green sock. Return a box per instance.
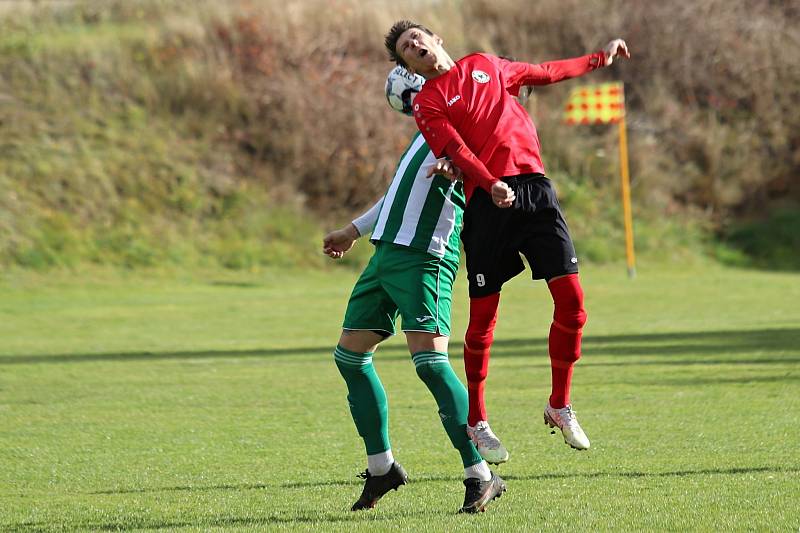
[412,351,483,467]
[334,345,390,455]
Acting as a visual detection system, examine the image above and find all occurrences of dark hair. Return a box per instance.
[384,20,434,67]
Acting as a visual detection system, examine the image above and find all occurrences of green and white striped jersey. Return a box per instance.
[355,132,465,261]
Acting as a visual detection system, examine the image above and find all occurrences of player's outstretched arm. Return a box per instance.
[323,223,360,259]
[602,39,630,66]
[504,39,629,87]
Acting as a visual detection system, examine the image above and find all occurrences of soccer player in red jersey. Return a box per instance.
[385,20,630,461]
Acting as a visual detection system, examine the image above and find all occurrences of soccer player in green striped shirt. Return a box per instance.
[321,68,505,514]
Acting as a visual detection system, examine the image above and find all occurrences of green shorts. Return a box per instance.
[343,241,459,337]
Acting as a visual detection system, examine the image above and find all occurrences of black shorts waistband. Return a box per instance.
[503,173,547,187]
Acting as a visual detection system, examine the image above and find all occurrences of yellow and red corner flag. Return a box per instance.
[564,82,625,125]
[563,81,636,278]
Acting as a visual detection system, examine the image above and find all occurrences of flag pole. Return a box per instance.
[617,113,636,278]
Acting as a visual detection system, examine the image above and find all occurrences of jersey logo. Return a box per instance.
[416,315,435,323]
[447,94,461,106]
[472,70,490,83]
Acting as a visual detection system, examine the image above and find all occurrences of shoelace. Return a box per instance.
[559,406,582,430]
[473,426,501,448]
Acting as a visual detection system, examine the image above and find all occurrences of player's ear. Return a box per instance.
[434,34,443,45]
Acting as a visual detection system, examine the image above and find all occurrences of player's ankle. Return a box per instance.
[367,449,394,476]
[464,460,492,481]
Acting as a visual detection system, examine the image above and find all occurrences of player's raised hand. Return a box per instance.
[491,181,515,208]
[426,158,463,181]
[323,224,360,259]
[603,39,630,66]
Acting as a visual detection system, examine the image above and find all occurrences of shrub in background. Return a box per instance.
[1,0,797,270]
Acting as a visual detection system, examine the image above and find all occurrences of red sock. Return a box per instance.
[547,274,587,409]
[464,293,500,426]
[549,355,574,409]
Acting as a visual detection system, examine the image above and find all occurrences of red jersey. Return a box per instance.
[413,52,605,200]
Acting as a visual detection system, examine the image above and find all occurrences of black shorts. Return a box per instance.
[461,174,579,297]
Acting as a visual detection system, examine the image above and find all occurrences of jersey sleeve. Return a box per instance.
[413,91,499,193]
[351,197,384,236]
[412,90,456,158]
[498,52,606,88]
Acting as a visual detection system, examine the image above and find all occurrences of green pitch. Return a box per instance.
[1,264,799,531]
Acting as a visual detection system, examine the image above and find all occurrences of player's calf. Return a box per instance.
[548,274,587,409]
[464,293,500,426]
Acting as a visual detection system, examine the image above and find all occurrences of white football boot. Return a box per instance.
[544,403,591,450]
[467,421,509,465]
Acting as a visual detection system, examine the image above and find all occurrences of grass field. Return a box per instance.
[1,262,799,531]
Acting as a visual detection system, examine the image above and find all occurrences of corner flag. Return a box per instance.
[564,82,636,278]
[564,82,625,125]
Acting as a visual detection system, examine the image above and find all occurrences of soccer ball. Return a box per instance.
[385,66,425,116]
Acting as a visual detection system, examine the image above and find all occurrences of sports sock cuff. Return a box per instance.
[411,350,449,368]
[464,460,492,480]
[367,449,394,476]
[334,345,374,367]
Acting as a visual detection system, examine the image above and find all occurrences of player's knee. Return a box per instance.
[551,275,587,332]
[555,305,587,331]
[334,345,374,376]
[463,333,491,383]
[412,352,449,383]
[465,293,499,350]
[464,328,493,352]
[468,307,497,329]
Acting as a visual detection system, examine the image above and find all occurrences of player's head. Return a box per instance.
[384,20,443,76]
